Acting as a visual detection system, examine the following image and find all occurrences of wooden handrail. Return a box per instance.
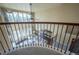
[0,22,79,25]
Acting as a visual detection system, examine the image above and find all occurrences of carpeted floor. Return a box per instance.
[7,47,62,55]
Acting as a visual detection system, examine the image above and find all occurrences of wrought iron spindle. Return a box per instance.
[5,25,14,49]
[27,24,29,46]
[9,24,17,48]
[0,26,10,51]
[52,24,55,48]
[64,25,74,54]
[75,26,79,40]
[54,24,59,49]
[50,24,53,48]
[0,41,6,53]
[57,25,64,50]
[61,25,68,52]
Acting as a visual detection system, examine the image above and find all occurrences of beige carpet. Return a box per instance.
[7,47,62,55]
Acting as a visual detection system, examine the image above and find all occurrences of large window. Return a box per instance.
[0,8,36,48]
[6,12,33,22]
[1,8,34,46]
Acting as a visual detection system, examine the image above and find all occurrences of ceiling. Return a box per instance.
[0,3,79,12]
[0,3,63,11]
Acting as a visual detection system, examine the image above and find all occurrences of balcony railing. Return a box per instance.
[0,22,79,55]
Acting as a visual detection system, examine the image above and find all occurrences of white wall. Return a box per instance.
[33,4,79,23]
[0,3,79,23]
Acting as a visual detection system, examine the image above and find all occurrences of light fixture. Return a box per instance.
[29,3,33,20]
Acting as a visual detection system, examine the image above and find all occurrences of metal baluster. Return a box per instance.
[52,24,55,49]
[29,24,32,46]
[47,24,49,47]
[32,23,34,46]
[39,24,41,46]
[8,12,16,49]
[54,24,59,49]
[42,24,45,47]
[27,24,29,46]
[18,13,25,47]
[45,24,47,47]
[22,13,26,47]
[47,24,48,30]
[24,24,28,46]
[17,24,22,47]
[61,25,68,52]
[14,24,20,48]
[0,41,6,53]
[34,23,36,46]
[35,24,38,45]
[38,24,39,46]
[9,24,17,49]
[28,24,30,46]
[50,24,52,33]
[64,25,74,54]
[15,12,21,47]
[57,25,64,50]
[40,24,44,46]
[21,24,25,47]
[50,24,53,48]
[25,13,29,46]
[68,26,79,55]
[0,26,10,51]
[35,24,37,46]
[75,26,79,40]
[5,25,14,49]
[12,12,20,48]
[31,24,33,46]
[53,24,55,35]
[17,12,23,47]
